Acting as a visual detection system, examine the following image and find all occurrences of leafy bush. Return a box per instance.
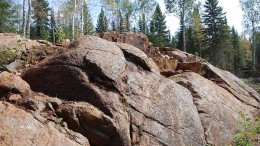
[0,46,22,70]
[55,117,63,125]
[235,111,260,146]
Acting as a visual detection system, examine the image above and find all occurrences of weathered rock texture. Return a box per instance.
[0,101,90,146]
[0,32,259,146]
[20,35,259,146]
[0,33,68,75]
[23,36,206,146]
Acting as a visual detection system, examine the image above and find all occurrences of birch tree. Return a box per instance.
[26,0,31,38]
[240,0,260,70]
[80,0,85,36]
[165,0,195,52]
[72,0,76,41]
[22,0,27,37]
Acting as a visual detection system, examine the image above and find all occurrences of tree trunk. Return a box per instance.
[181,11,186,52]
[80,0,85,36]
[72,0,76,41]
[252,21,257,71]
[52,26,55,43]
[22,0,27,37]
[26,0,31,38]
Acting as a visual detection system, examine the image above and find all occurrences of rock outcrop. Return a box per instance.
[0,32,259,146]
[0,101,90,146]
[0,33,68,75]
[22,36,206,146]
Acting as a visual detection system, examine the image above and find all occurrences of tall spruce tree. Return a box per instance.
[83,3,94,35]
[31,0,50,40]
[96,8,108,33]
[148,4,169,48]
[138,13,147,34]
[190,3,204,56]
[202,0,230,69]
[256,32,260,67]
[125,12,131,32]
[231,27,245,75]
[119,10,125,32]
[112,21,117,31]
[50,8,56,43]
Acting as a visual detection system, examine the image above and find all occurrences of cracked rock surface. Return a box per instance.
[0,33,259,146]
[22,36,206,146]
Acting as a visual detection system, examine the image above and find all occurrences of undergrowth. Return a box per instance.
[235,111,260,146]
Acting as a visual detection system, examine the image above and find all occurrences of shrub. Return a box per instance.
[55,117,63,125]
[0,46,22,70]
[235,111,260,146]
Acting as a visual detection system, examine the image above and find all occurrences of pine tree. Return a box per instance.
[219,17,233,71]
[191,3,204,56]
[112,21,117,31]
[31,0,51,40]
[50,8,56,43]
[169,35,177,48]
[202,0,230,69]
[0,0,15,33]
[148,4,169,48]
[119,10,124,32]
[83,3,94,35]
[96,8,108,33]
[125,12,131,32]
[256,32,260,68]
[186,26,197,54]
[138,13,147,34]
[231,27,245,75]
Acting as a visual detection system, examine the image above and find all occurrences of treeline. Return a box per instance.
[0,0,259,76]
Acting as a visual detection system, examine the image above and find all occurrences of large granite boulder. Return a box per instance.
[22,36,206,146]
[0,101,90,146]
[0,71,31,94]
[171,72,258,146]
[21,35,259,146]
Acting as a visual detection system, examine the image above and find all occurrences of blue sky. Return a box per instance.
[17,0,243,34]
[157,0,243,34]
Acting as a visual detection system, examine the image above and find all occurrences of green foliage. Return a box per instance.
[231,27,246,76]
[0,46,22,70]
[256,32,260,66]
[55,117,63,125]
[0,0,16,33]
[202,0,232,70]
[138,13,147,34]
[55,28,66,43]
[50,8,57,43]
[119,10,125,32]
[83,1,94,35]
[242,78,260,93]
[148,4,170,48]
[27,52,37,64]
[164,0,195,52]
[186,3,204,56]
[96,8,108,33]
[101,0,133,31]
[125,12,131,32]
[235,111,260,146]
[31,0,51,40]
